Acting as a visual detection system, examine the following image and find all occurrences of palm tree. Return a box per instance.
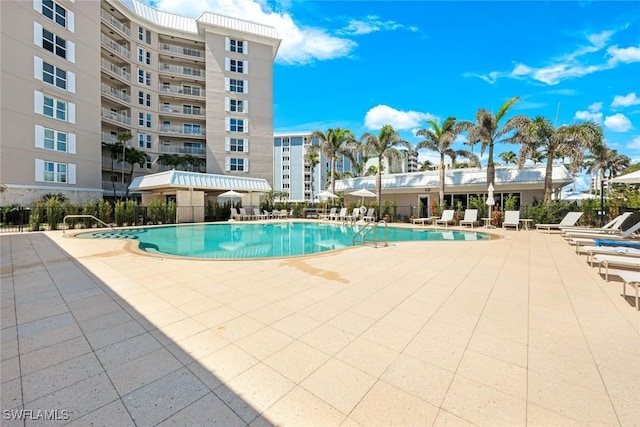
[120,147,146,200]
[182,154,204,172]
[499,151,517,165]
[157,154,184,170]
[419,160,434,171]
[304,147,320,202]
[308,128,356,195]
[102,131,131,198]
[461,96,530,189]
[416,117,479,207]
[518,116,603,202]
[360,124,411,217]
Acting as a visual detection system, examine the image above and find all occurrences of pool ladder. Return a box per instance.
[352,220,388,248]
[63,215,114,234]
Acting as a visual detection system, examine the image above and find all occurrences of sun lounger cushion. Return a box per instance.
[595,240,640,249]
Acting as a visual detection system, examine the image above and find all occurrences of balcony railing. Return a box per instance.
[101,83,131,103]
[101,108,131,125]
[101,132,119,144]
[158,42,204,58]
[158,63,204,78]
[158,165,207,173]
[100,9,131,37]
[101,34,130,58]
[159,125,205,136]
[101,59,130,81]
[158,145,206,156]
[159,84,203,97]
[102,181,129,193]
[159,104,205,116]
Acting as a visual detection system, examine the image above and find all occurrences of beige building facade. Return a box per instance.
[0,0,280,205]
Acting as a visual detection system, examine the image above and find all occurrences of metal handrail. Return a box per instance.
[63,215,114,234]
[352,220,388,248]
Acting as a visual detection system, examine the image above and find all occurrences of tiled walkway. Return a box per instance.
[1,225,638,426]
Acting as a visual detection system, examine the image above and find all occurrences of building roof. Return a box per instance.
[335,164,574,192]
[128,170,272,193]
[118,0,280,53]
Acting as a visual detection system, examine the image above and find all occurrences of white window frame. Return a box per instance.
[225,37,248,55]
[224,58,249,74]
[225,137,249,153]
[35,125,75,153]
[34,22,75,62]
[225,118,248,133]
[225,157,249,172]
[34,0,74,32]
[34,91,75,123]
[34,56,75,92]
[35,159,75,184]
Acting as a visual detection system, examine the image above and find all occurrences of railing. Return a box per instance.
[101,83,131,103]
[101,108,131,125]
[159,104,205,116]
[63,215,114,234]
[101,34,130,58]
[352,220,388,248]
[158,125,205,136]
[101,132,118,144]
[101,59,130,81]
[158,42,204,58]
[159,84,203,97]
[158,145,206,156]
[158,63,204,78]
[100,9,131,37]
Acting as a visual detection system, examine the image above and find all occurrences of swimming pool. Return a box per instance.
[76,222,491,259]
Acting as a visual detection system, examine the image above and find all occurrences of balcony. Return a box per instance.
[159,145,206,156]
[159,84,203,97]
[101,108,131,125]
[158,63,204,78]
[100,9,131,37]
[101,83,131,104]
[101,59,130,81]
[158,125,205,137]
[102,181,129,194]
[101,132,119,144]
[101,34,130,59]
[158,42,204,59]
[159,104,205,116]
[158,164,207,173]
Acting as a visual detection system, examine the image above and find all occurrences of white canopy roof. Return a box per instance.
[335,164,574,192]
[128,170,271,193]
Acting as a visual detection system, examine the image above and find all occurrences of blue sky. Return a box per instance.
[148,0,639,187]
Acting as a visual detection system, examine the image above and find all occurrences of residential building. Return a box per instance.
[0,0,280,205]
[273,131,358,202]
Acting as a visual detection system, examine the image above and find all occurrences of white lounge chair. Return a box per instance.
[569,221,640,252]
[435,210,455,227]
[335,208,348,222]
[562,212,633,239]
[579,245,640,266]
[535,211,583,233]
[239,208,253,220]
[618,271,640,311]
[346,208,360,223]
[460,209,478,228]
[253,208,267,219]
[411,216,437,226]
[593,254,640,281]
[503,210,520,230]
[363,208,376,222]
[230,207,243,221]
[319,207,336,220]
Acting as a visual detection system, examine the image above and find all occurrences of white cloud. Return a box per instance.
[607,45,640,63]
[626,136,640,150]
[364,105,436,131]
[611,92,640,108]
[604,113,632,132]
[151,0,356,64]
[339,16,404,35]
[574,102,603,122]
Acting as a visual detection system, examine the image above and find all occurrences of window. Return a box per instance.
[34,23,74,62]
[183,124,201,135]
[228,79,244,93]
[226,38,245,54]
[138,69,144,84]
[183,105,201,115]
[145,113,151,128]
[182,85,200,96]
[228,158,247,172]
[44,161,66,182]
[138,112,144,126]
[137,47,151,65]
[228,118,245,133]
[146,29,151,44]
[228,59,246,73]
[229,99,245,113]
[138,133,151,149]
[35,125,75,153]
[39,0,73,31]
[42,28,66,59]
[36,93,69,121]
[145,155,152,169]
[146,51,151,65]
[138,91,151,107]
[138,26,144,41]
[34,57,75,92]
[145,71,151,86]
[228,138,244,152]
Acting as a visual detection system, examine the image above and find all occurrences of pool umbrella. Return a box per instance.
[350,188,376,205]
[610,170,640,184]
[486,184,496,228]
[316,190,338,199]
[219,189,243,198]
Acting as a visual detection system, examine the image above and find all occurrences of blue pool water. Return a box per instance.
[76,222,491,259]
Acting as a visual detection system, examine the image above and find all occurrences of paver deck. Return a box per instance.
[1,225,638,426]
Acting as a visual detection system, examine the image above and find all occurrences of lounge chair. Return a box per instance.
[435,210,455,227]
[279,209,289,218]
[411,216,437,226]
[562,212,633,239]
[592,254,640,281]
[230,207,243,221]
[319,208,336,220]
[579,245,640,266]
[346,208,360,223]
[459,209,478,228]
[363,208,376,222]
[618,271,640,311]
[535,211,583,233]
[502,210,520,230]
[239,208,253,220]
[253,208,267,219]
[335,208,348,222]
[569,221,640,252]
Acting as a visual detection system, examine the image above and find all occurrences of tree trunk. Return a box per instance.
[376,156,383,218]
[330,157,336,195]
[111,158,117,199]
[439,153,445,207]
[543,153,554,203]
[486,143,495,188]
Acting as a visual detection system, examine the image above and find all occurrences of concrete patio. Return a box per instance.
[1,225,638,426]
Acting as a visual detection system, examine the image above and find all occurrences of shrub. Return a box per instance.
[29,201,44,231]
[124,200,136,225]
[114,201,125,226]
[63,201,78,229]
[504,194,518,211]
[44,196,63,230]
[166,201,176,224]
[97,199,112,226]
[147,200,164,224]
[81,201,95,228]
